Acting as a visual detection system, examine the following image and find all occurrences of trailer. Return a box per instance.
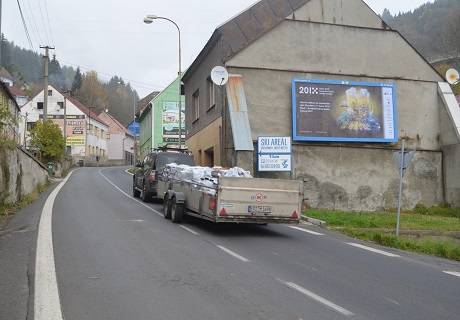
[159,172,303,224]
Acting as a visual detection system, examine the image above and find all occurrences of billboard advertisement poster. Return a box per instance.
[39,115,86,146]
[292,79,397,143]
[258,154,292,172]
[162,101,185,143]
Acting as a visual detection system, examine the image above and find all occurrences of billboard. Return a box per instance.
[162,101,185,144]
[39,115,86,146]
[292,79,397,143]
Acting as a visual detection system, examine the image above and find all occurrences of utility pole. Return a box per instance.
[40,45,54,121]
[132,92,137,165]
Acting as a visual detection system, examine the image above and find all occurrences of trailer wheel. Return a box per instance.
[171,198,184,223]
[163,196,172,220]
[133,186,141,198]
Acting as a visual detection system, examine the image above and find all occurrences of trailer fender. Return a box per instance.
[171,192,186,204]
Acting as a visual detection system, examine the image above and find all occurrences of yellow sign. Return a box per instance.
[66,136,85,146]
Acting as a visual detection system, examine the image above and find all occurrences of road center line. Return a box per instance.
[35,171,75,320]
[280,280,355,317]
[216,245,250,262]
[179,225,200,236]
[443,271,460,278]
[289,226,324,236]
[98,170,163,217]
[347,243,400,257]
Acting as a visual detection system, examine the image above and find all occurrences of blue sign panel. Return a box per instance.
[292,79,398,143]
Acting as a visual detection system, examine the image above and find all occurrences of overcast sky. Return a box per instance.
[2,0,432,97]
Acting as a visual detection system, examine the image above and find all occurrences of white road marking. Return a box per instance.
[280,280,355,317]
[443,271,460,278]
[98,170,163,217]
[124,168,134,176]
[384,297,401,306]
[34,171,75,320]
[289,226,324,236]
[179,225,200,236]
[216,245,250,262]
[347,243,400,257]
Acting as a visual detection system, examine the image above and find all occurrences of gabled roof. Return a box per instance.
[0,67,13,80]
[64,94,109,127]
[183,0,309,81]
[99,111,130,133]
[0,81,20,111]
[137,91,160,116]
[8,85,28,98]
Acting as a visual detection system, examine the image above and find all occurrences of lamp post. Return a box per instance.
[144,15,183,149]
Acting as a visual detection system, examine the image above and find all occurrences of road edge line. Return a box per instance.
[34,171,74,320]
[216,245,250,262]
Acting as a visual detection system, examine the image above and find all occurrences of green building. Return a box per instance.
[139,77,185,158]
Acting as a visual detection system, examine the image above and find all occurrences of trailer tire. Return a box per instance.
[171,198,184,223]
[163,196,172,220]
[133,186,141,198]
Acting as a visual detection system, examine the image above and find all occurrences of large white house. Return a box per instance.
[20,85,108,161]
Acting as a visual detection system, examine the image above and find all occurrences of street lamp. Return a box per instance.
[144,14,183,149]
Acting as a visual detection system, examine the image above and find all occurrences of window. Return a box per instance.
[48,90,53,96]
[192,89,200,122]
[37,102,44,109]
[207,78,215,109]
[57,102,64,109]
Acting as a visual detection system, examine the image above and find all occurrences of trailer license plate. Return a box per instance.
[248,206,272,215]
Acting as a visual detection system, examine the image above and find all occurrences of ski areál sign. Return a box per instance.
[258,137,292,172]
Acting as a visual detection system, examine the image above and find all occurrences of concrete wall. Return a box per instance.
[221,19,447,210]
[290,0,385,29]
[443,144,460,207]
[227,20,441,83]
[0,147,48,204]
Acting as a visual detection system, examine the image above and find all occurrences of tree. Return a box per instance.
[76,71,109,112]
[71,67,83,93]
[29,120,65,162]
[49,54,65,89]
[381,8,393,24]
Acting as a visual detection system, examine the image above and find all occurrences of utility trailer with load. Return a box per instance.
[158,165,303,224]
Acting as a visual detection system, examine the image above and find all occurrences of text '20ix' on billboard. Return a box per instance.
[292,79,397,143]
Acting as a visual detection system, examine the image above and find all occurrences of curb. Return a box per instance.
[301,216,327,227]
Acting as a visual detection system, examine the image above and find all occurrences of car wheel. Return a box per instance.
[163,196,172,219]
[171,198,184,223]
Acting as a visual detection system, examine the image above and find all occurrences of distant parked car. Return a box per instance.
[133,150,194,202]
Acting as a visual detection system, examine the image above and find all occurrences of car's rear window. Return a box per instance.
[156,153,194,169]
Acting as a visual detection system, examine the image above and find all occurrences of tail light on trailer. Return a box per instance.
[291,211,299,220]
[219,208,227,217]
[209,197,217,211]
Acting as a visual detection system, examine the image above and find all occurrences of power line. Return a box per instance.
[37,0,50,44]
[16,0,34,50]
[58,58,164,90]
[24,0,43,48]
[42,0,54,45]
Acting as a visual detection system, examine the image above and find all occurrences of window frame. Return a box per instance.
[192,89,200,123]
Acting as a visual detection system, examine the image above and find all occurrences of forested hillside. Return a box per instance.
[382,0,460,62]
[0,36,139,126]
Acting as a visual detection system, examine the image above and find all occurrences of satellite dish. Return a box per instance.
[446,68,459,85]
[210,66,229,86]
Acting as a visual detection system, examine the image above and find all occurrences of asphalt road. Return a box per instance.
[47,167,460,320]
